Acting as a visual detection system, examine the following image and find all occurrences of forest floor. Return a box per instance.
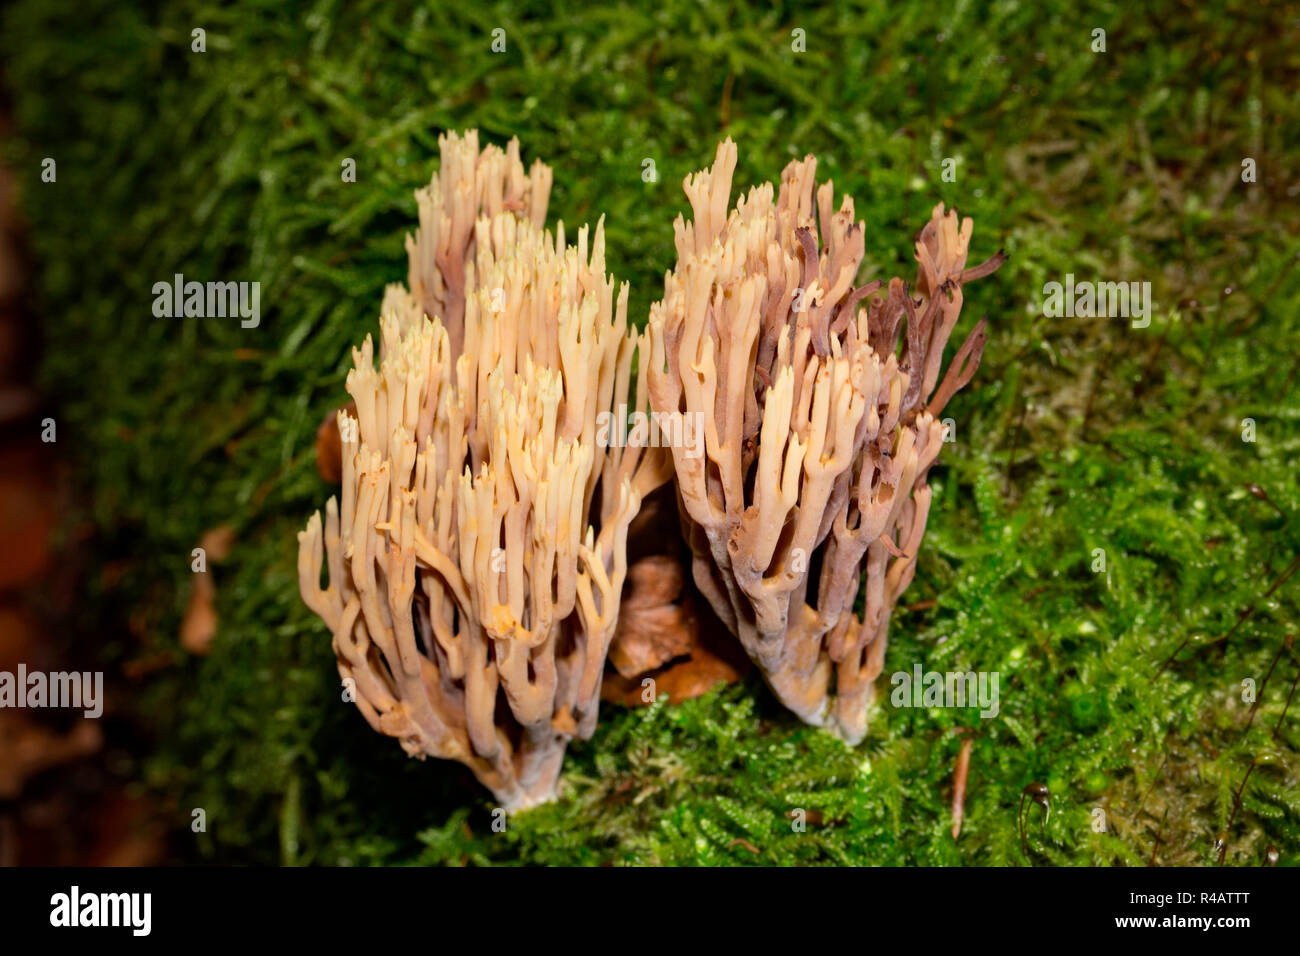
[1,0,1298,864]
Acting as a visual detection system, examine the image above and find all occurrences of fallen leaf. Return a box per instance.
[603,488,750,706]
[181,573,217,656]
[0,711,102,799]
[603,593,749,707]
[608,556,696,678]
[199,525,236,562]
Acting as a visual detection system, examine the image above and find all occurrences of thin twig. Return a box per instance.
[951,735,974,839]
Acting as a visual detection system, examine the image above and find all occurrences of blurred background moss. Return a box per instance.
[1,0,1297,864]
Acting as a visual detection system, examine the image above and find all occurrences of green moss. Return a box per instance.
[3,0,1298,865]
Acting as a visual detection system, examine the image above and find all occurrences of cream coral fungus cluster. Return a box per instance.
[645,140,1003,744]
[298,131,999,809]
[298,132,668,810]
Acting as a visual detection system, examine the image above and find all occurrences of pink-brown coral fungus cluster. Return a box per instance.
[646,140,1002,743]
[297,131,1000,810]
[298,132,668,810]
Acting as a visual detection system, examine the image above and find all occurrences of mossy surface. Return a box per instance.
[3,0,1298,864]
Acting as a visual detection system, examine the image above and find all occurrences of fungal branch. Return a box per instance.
[298,132,668,810]
[647,139,1003,743]
[400,129,553,357]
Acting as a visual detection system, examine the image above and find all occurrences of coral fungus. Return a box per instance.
[298,132,668,809]
[646,140,1003,743]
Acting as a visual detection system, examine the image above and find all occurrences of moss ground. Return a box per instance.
[2,0,1298,864]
